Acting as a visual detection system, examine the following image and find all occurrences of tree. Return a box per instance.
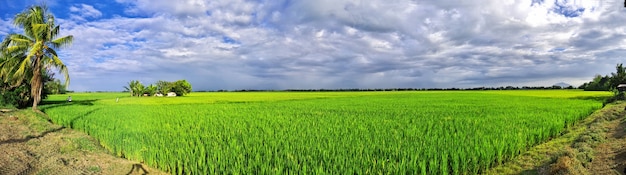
[154,80,192,96]
[0,5,73,110]
[123,80,144,97]
[172,80,192,96]
[583,75,610,91]
[156,80,173,94]
[610,63,626,90]
[44,78,66,94]
[126,80,191,97]
[581,63,626,91]
[144,84,157,96]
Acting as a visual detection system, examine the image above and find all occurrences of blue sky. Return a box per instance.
[1,0,625,91]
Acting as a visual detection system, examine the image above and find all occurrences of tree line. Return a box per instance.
[0,5,72,109]
[579,63,626,91]
[209,85,576,92]
[124,80,192,97]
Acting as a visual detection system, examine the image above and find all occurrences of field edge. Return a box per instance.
[485,102,626,174]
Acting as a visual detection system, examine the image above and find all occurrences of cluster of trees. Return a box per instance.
[124,80,192,97]
[579,64,626,91]
[0,5,72,109]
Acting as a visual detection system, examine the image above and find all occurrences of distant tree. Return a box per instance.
[123,80,144,97]
[134,83,145,97]
[44,78,66,94]
[609,63,626,90]
[144,84,157,96]
[172,80,192,96]
[581,63,626,91]
[156,80,173,94]
[584,75,611,91]
[125,80,191,97]
[578,82,588,89]
[154,80,192,96]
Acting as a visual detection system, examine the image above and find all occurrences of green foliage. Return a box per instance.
[0,67,57,108]
[609,63,626,89]
[581,63,626,91]
[154,80,192,96]
[0,5,72,110]
[125,80,191,97]
[145,84,157,96]
[156,80,173,94]
[45,79,66,94]
[123,80,144,97]
[580,75,611,91]
[0,84,31,108]
[171,80,192,96]
[43,91,605,174]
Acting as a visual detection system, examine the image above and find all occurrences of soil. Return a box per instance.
[589,117,626,175]
[0,110,169,175]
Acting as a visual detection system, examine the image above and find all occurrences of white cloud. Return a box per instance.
[0,18,14,36]
[17,0,624,91]
[69,4,103,21]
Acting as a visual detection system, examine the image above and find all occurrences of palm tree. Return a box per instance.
[124,80,144,97]
[0,5,73,110]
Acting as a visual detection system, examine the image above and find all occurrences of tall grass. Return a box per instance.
[43,91,606,174]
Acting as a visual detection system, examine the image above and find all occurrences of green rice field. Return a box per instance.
[41,90,612,174]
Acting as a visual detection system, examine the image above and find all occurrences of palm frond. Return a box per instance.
[44,49,69,87]
[14,54,31,79]
[45,47,58,59]
[26,41,41,63]
[31,24,49,39]
[49,25,60,41]
[8,34,33,44]
[58,64,69,87]
[51,35,73,49]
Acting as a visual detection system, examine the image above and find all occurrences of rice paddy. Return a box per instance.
[41,90,611,174]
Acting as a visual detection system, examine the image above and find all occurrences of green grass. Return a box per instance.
[42,90,611,174]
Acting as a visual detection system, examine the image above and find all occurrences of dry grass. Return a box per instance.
[0,110,168,175]
[486,102,626,175]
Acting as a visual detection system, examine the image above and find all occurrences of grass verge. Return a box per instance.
[0,109,167,175]
[486,102,626,174]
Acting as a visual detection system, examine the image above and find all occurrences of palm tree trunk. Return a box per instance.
[31,57,42,111]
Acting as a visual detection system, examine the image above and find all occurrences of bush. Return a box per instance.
[0,85,32,108]
[171,80,192,96]
[603,93,625,107]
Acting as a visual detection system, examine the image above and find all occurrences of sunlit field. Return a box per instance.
[42,90,611,174]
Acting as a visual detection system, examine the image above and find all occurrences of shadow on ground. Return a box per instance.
[568,96,609,103]
[39,100,97,112]
[0,126,65,145]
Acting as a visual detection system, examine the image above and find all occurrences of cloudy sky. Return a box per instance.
[1,0,625,91]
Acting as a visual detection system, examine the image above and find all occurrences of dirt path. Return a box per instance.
[0,110,168,175]
[589,115,626,175]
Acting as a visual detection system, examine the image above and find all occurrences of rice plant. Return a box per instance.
[42,90,608,174]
